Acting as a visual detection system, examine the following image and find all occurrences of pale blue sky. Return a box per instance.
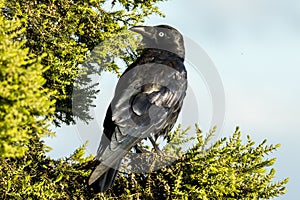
[45,0,300,199]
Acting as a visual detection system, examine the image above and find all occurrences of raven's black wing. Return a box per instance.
[89,62,187,190]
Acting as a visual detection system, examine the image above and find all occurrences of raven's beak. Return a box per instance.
[129,26,146,34]
[129,26,153,39]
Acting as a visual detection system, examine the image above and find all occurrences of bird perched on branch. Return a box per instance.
[88,25,187,193]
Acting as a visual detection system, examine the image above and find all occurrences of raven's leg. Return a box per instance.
[149,137,163,154]
[134,144,146,153]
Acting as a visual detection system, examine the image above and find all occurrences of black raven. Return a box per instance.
[88,25,187,192]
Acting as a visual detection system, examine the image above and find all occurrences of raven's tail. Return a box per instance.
[89,159,122,193]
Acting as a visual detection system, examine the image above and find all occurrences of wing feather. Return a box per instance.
[92,63,187,182]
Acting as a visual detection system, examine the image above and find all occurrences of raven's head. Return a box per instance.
[129,25,185,60]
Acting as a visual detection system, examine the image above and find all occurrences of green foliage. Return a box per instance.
[4,0,166,125]
[82,30,141,76]
[171,126,289,199]
[101,127,289,199]
[0,127,289,199]
[0,139,96,199]
[0,13,55,158]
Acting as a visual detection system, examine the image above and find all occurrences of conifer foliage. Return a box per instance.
[0,0,288,199]
[0,10,55,158]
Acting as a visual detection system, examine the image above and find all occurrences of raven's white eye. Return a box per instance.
[158,32,165,37]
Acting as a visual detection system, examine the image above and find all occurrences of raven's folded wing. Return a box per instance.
[89,63,187,185]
